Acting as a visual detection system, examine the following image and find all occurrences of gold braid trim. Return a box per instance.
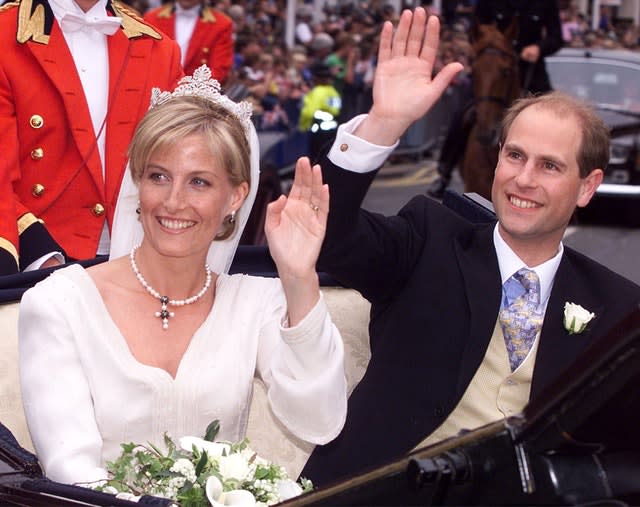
[0,238,19,265]
[0,1,20,13]
[112,0,161,39]
[17,0,49,44]
[155,4,217,22]
[156,4,172,19]
[202,6,216,23]
[18,212,44,235]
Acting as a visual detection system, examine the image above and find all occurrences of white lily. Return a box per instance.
[206,476,256,507]
[179,436,231,457]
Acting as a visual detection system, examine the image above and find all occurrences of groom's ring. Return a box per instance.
[310,203,320,212]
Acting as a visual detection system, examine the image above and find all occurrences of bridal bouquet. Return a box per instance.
[94,421,313,507]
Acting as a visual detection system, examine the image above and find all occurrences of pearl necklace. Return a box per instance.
[130,246,212,330]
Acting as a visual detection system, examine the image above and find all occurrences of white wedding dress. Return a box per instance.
[18,120,347,485]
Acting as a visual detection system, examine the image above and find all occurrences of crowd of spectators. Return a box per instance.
[206,0,639,141]
[14,0,636,140]
[218,0,386,135]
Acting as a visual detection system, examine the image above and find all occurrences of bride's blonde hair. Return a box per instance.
[128,95,251,240]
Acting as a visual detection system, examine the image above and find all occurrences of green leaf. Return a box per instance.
[164,432,177,454]
[194,450,209,476]
[204,420,220,442]
[121,442,137,453]
[147,441,165,457]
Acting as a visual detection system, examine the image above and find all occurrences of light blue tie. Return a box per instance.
[499,268,543,371]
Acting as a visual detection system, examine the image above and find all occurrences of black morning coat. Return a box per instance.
[301,156,640,487]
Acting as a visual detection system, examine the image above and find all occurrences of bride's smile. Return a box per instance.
[138,133,248,259]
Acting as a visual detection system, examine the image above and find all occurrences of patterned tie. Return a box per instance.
[499,268,543,371]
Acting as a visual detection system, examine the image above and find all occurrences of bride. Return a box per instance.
[18,67,347,485]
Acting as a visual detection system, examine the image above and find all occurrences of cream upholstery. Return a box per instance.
[0,303,32,453]
[0,286,371,479]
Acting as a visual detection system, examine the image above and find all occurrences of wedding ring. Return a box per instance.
[310,203,320,212]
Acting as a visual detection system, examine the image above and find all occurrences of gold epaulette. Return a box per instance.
[112,0,161,39]
[16,0,49,44]
[202,6,216,23]
[156,4,172,19]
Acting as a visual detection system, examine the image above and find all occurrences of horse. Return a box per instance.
[461,21,521,201]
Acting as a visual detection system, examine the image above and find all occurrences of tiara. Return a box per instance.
[150,65,253,134]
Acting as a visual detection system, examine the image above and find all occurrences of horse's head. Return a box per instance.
[471,21,521,147]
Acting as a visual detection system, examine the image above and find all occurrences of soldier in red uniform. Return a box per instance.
[0,0,183,275]
[144,0,233,84]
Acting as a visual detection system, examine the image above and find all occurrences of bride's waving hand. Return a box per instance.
[265,158,329,326]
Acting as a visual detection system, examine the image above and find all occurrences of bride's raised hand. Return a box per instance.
[265,157,329,281]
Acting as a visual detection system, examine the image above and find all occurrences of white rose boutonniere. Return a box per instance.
[563,302,595,334]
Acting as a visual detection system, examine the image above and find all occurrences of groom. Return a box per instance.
[300,7,640,486]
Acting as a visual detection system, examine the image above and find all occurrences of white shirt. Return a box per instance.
[174,3,200,67]
[493,224,562,315]
[49,0,111,256]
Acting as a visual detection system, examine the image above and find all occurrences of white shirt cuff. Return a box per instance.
[24,252,65,272]
[328,114,400,173]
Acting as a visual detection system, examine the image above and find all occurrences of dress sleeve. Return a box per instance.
[256,292,347,445]
[18,278,108,485]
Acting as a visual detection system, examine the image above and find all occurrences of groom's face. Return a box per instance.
[492,105,601,258]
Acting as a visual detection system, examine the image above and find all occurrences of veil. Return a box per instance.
[109,120,261,275]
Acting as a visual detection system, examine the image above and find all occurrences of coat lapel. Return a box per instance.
[184,9,216,69]
[27,24,104,195]
[531,253,605,397]
[184,18,205,68]
[104,31,154,208]
[454,225,503,393]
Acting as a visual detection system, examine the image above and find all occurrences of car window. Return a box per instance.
[547,57,640,114]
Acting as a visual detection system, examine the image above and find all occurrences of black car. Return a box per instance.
[546,47,640,226]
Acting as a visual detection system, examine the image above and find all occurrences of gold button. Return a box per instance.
[201,58,207,64]
[92,203,105,216]
[340,143,348,152]
[32,183,45,197]
[202,47,210,53]
[31,147,44,160]
[30,115,44,129]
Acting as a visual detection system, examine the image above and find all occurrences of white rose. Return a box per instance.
[563,302,595,334]
[275,479,303,501]
[219,453,251,481]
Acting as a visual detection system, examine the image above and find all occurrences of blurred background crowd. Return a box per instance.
[121,0,639,136]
